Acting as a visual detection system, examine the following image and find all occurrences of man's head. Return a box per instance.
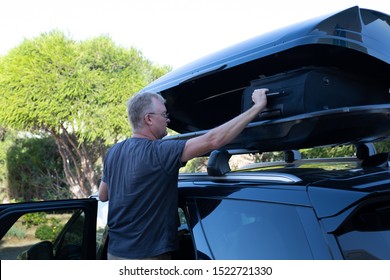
[127,92,170,139]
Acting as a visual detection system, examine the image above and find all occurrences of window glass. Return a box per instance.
[54,211,85,259]
[0,210,75,260]
[178,207,187,227]
[335,200,390,259]
[173,207,196,260]
[196,198,313,259]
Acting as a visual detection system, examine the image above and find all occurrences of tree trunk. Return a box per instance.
[50,128,100,198]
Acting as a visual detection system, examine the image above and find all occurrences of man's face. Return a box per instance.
[149,98,170,139]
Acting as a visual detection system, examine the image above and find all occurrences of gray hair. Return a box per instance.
[126,92,166,131]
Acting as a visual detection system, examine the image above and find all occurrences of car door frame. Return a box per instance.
[0,198,98,259]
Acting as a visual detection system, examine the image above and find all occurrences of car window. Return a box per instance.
[335,199,390,260]
[53,210,85,259]
[194,198,313,259]
[178,207,188,226]
[171,207,196,260]
[0,210,76,260]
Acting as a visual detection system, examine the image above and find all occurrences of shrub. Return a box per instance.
[34,217,64,241]
[35,224,53,240]
[6,226,26,239]
[21,212,48,228]
[6,133,70,201]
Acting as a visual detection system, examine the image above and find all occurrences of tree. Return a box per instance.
[0,31,171,198]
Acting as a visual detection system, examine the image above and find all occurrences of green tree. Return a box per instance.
[0,31,171,198]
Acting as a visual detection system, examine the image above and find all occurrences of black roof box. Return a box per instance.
[141,6,390,152]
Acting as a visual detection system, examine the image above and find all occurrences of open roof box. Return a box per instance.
[141,6,390,152]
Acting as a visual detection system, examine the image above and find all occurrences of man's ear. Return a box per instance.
[144,113,153,126]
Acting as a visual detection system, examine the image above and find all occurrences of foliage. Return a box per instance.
[6,132,70,201]
[301,145,356,159]
[5,226,26,240]
[34,225,53,240]
[374,139,390,153]
[21,212,48,228]
[35,218,64,241]
[0,31,170,143]
[0,31,171,198]
[20,212,64,241]
[0,127,16,202]
[181,157,208,173]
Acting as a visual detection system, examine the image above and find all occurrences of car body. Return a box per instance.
[1,6,390,260]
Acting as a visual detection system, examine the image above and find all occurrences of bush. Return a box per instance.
[6,226,26,239]
[6,132,70,201]
[21,212,48,228]
[35,218,64,241]
[35,224,54,240]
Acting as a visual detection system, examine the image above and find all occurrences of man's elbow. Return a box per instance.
[99,193,108,202]
[98,181,109,202]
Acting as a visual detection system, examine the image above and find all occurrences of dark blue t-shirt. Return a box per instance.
[102,137,187,258]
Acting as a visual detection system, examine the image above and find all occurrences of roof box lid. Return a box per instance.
[141,6,390,152]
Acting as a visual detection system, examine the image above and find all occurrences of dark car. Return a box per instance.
[1,6,390,260]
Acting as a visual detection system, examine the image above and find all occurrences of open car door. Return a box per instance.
[0,198,97,260]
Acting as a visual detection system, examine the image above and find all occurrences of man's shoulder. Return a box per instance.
[106,138,132,154]
[158,138,187,148]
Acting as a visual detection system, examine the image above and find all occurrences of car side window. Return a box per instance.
[54,210,85,259]
[172,207,196,260]
[335,200,390,260]
[195,198,313,259]
[0,210,76,260]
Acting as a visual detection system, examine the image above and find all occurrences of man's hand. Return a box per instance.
[252,88,268,109]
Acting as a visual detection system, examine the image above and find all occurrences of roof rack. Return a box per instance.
[207,149,302,176]
[206,143,379,176]
[361,152,390,168]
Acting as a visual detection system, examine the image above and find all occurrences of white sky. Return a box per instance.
[1,0,389,69]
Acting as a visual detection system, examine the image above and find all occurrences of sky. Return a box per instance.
[1,0,390,69]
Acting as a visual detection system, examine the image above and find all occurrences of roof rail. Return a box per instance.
[179,172,302,184]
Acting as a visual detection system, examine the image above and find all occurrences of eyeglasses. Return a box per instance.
[147,112,170,119]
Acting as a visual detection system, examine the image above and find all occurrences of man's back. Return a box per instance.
[102,138,186,259]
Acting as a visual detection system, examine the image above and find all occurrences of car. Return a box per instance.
[1,5,390,260]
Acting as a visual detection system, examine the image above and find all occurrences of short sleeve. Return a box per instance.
[155,139,187,174]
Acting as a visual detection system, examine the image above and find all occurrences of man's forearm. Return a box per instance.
[206,102,265,148]
[181,89,267,163]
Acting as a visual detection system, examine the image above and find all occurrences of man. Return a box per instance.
[99,88,268,259]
